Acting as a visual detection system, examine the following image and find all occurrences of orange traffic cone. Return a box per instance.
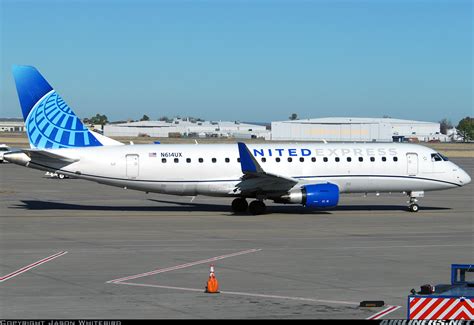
[205,264,220,293]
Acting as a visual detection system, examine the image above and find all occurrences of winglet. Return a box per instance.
[237,142,263,174]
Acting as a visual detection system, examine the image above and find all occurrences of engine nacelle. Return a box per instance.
[279,183,339,208]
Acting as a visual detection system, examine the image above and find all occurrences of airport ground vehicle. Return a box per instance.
[408,264,473,320]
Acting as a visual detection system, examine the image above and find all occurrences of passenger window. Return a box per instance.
[323,157,328,162]
[237,158,241,163]
[347,157,352,162]
[299,157,304,162]
[358,157,363,162]
[311,157,316,162]
[370,157,375,162]
[393,157,398,162]
[212,158,217,163]
[382,157,387,162]
[335,157,340,162]
[276,157,281,162]
[186,158,191,163]
[288,157,292,162]
[199,158,204,163]
[162,158,167,163]
[174,158,179,163]
[261,157,266,163]
[225,158,230,163]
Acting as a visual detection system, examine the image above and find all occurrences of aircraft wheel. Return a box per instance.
[58,173,65,179]
[408,204,419,212]
[231,198,248,212]
[249,200,266,215]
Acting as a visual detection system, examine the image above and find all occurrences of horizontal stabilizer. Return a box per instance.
[4,149,78,171]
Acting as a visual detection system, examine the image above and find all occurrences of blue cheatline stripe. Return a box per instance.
[294,175,460,187]
[26,161,462,188]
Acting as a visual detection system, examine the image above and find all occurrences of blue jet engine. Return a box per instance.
[278,183,339,208]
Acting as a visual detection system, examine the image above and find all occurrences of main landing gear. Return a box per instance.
[231,198,266,215]
[231,198,248,212]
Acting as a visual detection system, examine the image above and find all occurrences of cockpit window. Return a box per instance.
[439,153,449,161]
[431,153,444,162]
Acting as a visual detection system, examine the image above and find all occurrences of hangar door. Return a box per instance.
[126,154,139,179]
[406,153,418,176]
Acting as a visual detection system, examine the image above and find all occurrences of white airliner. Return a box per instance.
[5,66,471,214]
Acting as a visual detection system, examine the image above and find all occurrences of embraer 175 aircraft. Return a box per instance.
[5,66,471,214]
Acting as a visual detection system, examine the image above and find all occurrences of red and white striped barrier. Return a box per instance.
[409,296,474,320]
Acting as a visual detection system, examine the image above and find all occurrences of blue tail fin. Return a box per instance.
[12,65,103,149]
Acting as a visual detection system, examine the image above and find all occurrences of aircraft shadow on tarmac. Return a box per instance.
[14,199,450,214]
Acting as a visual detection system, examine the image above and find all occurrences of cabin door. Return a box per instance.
[406,153,418,176]
[126,154,139,179]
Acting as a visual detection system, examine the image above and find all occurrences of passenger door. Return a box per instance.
[406,153,418,176]
[126,154,139,179]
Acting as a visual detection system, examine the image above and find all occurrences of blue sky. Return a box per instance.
[1,0,472,123]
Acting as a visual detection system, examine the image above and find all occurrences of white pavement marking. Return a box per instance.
[115,281,361,306]
[106,248,262,283]
[367,305,402,320]
[0,251,68,283]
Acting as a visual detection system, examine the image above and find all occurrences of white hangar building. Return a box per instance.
[104,118,270,139]
[271,117,444,142]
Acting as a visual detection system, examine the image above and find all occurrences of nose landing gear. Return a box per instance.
[407,191,424,212]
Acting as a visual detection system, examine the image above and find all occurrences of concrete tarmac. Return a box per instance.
[0,159,472,319]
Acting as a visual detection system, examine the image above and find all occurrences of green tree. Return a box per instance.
[140,114,150,121]
[456,117,474,142]
[89,114,108,129]
[289,113,298,120]
[159,116,171,122]
[439,118,453,135]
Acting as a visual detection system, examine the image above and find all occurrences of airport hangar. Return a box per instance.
[103,118,271,139]
[271,117,447,142]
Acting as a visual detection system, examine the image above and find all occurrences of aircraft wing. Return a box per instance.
[236,142,298,195]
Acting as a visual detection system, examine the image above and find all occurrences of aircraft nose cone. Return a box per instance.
[458,169,471,185]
